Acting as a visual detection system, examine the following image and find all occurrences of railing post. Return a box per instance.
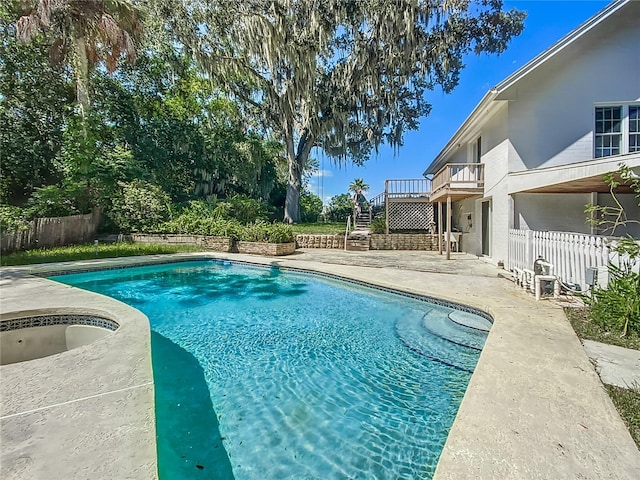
[385,180,389,235]
[446,195,452,260]
[438,201,443,255]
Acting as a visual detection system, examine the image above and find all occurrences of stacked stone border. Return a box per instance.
[297,233,439,251]
[131,234,294,256]
[131,233,440,254]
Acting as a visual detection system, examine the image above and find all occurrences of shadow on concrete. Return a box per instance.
[152,331,234,479]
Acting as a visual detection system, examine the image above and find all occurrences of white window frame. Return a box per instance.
[594,102,640,158]
[467,135,482,163]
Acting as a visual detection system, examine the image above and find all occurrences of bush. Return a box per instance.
[27,181,93,218]
[110,180,171,233]
[0,204,30,232]
[585,251,640,338]
[370,217,386,234]
[300,192,323,223]
[225,195,269,224]
[162,215,241,238]
[237,221,294,243]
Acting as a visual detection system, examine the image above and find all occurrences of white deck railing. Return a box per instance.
[508,229,618,292]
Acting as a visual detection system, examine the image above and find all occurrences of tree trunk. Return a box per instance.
[74,36,90,114]
[283,130,313,224]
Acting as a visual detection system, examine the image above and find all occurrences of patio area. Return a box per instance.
[1,249,639,479]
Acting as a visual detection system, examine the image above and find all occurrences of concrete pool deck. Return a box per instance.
[1,250,639,479]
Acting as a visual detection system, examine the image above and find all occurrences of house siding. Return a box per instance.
[514,193,592,233]
[426,2,639,265]
[596,193,640,238]
[506,11,640,172]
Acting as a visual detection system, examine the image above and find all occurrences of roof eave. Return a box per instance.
[423,89,498,176]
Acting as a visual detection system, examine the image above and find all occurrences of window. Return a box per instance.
[594,104,640,158]
[468,136,482,163]
[630,106,639,153]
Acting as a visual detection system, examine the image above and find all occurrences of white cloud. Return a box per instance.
[310,169,333,178]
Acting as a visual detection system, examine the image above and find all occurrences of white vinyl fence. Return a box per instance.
[507,229,639,292]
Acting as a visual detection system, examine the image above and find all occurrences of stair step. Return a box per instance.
[346,243,369,252]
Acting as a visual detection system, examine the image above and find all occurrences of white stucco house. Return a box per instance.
[422,0,640,268]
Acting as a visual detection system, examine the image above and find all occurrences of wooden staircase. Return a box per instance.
[345,211,371,251]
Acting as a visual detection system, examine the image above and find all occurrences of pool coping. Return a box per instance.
[2,251,639,479]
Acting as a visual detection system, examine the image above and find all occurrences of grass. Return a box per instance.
[290,222,345,235]
[1,242,200,266]
[606,385,640,448]
[565,307,640,449]
[565,307,640,351]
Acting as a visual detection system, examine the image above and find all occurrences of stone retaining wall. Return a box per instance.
[132,233,438,253]
[370,234,438,251]
[295,233,439,250]
[295,234,344,249]
[131,234,233,252]
[236,241,296,256]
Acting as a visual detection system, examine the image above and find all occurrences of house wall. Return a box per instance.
[432,3,639,263]
[596,193,640,238]
[448,105,512,261]
[512,192,640,238]
[513,193,592,233]
[451,197,480,255]
[506,9,640,172]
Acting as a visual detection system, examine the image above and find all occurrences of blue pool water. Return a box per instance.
[52,260,490,479]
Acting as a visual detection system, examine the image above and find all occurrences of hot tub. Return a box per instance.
[0,314,119,365]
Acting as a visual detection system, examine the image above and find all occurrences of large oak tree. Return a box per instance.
[148,1,524,222]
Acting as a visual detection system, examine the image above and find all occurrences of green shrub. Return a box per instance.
[162,215,241,238]
[225,195,269,224]
[370,217,386,234]
[586,263,640,337]
[27,181,92,218]
[159,200,243,237]
[0,204,30,232]
[110,180,171,233]
[300,192,323,223]
[237,221,294,243]
[584,239,640,337]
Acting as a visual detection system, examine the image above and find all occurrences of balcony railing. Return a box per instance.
[384,178,431,198]
[431,163,485,197]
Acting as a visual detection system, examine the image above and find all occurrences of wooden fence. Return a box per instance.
[1,209,101,254]
[508,229,639,291]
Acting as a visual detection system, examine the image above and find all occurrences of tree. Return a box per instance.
[93,50,285,203]
[13,0,144,112]
[348,178,370,195]
[299,191,322,223]
[0,15,73,203]
[157,0,525,222]
[327,193,354,223]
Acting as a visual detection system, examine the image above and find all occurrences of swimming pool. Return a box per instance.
[52,260,490,479]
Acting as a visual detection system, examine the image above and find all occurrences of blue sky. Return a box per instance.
[308,0,611,203]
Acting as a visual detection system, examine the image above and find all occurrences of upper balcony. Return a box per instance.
[429,163,485,202]
[369,178,432,210]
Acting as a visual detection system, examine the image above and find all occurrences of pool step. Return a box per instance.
[395,308,489,373]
